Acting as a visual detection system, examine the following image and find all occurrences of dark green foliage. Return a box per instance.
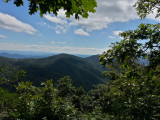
[56,76,75,98]
[102,71,120,80]
[134,0,160,19]
[0,64,26,92]
[0,72,111,120]
[4,0,97,19]
[0,88,17,119]
[0,54,107,91]
[9,80,76,120]
[99,22,160,119]
[0,77,104,119]
[98,3,160,118]
[97,75,160,119]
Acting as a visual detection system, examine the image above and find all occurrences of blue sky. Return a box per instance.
[0,0,159,55]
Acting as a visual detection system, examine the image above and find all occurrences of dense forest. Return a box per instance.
[0,54,107,91]
[0,0,160,119]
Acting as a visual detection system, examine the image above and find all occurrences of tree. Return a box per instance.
[5,0,97,19]
[98,1,160,119]
[7,79,78,120]
[99,24,160,119]
[0,64,25,85]
[134,0,160,19]
[5,77,94,119]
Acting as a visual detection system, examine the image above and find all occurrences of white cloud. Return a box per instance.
[0,12,37,35]
[0,43,106,55]
[43,0,139,33]
[74,29,90,36]
[0,34,7,39]
[70,17,109,32]
[41,0,159,33]
[39,21,54,29]
[39,22,47,26]
[147,9,160,22]
[108,36,115,39]
[66,0,137,30]
[113,30,123,39]
[55,30,61,34]
[113,30,123,36]
[44,14,67,24]
[55,25,67,34]
[39,21,67,34]
[43,14,69,34]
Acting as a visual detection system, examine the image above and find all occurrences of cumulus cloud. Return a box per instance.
[108,36,115,39]
[0,43,105,55]
[70,0,138,31]
[39,21,67,34]
[55,30,60,34]
[55,25,67,34]
[69,0,137,31]
[113,30,124,39]
[43,15,68,34]
[39,22,47,26]
[44,14,67,24]
[113,30,123,36]
[42,0,159,33]
[44,0,138,32]
[74,29,90,36]
[147,9,160,22]
[0,12,37,35]
[0,34,7,39]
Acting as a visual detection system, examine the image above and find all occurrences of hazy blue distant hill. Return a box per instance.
[0,52,46,59]
[74,54,91,58]
[0,50,91,59]
[0,54,108,91]
[0,50,55,56]
[0,50,55,59]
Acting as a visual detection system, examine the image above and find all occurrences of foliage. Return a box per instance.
[0,64,25,85]
[134,0,160,19]
[99,22,160,119]
[100,23,160,77]
[4,0,97,19]
[97,74,160,119]
[0,54,106,91]
[0,77,96,119]
[99,3,160,118]
[0,88,17,119]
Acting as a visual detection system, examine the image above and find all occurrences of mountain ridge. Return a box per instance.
[0,54,108,91]
[0,51,91,59]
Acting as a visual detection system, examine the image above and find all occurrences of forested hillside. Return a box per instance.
[0,54,108,91]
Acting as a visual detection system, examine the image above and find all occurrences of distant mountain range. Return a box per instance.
[0,52,47,59]
[0,53,108,91]
[0,50,91,59]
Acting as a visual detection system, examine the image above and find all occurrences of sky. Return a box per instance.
[0,0,159,55]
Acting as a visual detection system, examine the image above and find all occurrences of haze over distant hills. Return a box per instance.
[0,52,108,91]
[0,50,91,59]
